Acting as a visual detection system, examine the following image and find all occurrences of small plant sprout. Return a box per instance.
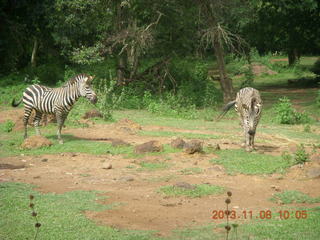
[29,194,41,240]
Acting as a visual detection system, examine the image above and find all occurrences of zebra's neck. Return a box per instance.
[61,83,82,111]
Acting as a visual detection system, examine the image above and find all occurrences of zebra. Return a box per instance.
[12,74,97,144]
[218,87,262,152]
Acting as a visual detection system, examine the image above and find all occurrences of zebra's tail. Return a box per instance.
[216,100,236,121]
[12,98,23,107]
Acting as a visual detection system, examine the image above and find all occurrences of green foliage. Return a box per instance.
[138,161,169,171]
[159,184,224,198]
[211,150,294,175]
[311,58,320,75]
[0,182,159,240]
[316,90,320,108]
[180,167,203,175]
[270,190,320,204]
[294,144,310,165]
[303,124,311,133]
[0,131,132,157]
[96,76,125,121]
[0,120,15,133]
[274,97,311,124]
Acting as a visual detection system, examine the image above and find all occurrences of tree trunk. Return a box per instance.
[31,37,38,68]
[116,55,126,85]
[288,48,300,66]
[213,39,234,102]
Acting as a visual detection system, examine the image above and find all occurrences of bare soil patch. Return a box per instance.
[1,93,320,235]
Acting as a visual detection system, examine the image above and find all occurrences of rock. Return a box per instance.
[270,185,281,192]
[41,158,48,162]
[171,138,186,149]
[21,136,53,149]
[111,139,131,147]
[83,109,103,119]
[134,141,163,154]
[184,140,203,154]
[174,182,196,190]
[119,176,134,182]
[207,143,221,151]
[102,163,112,169]
[306,168,320,179]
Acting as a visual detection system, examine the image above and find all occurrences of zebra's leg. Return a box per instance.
[56,112,67,144]
[33,110,43,136]
[240,118,246,148]
[23,107,33,139]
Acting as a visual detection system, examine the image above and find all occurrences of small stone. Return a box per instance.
[41,158,48,162]
[119,176,134,182]
[270,185,281,192]
[134,141,163,154]
[102,163,112,169]
[174,182,196,190]
[184,140,203,154]
[170,138,186,149]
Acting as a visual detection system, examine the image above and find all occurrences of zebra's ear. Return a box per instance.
[86,75,95,84]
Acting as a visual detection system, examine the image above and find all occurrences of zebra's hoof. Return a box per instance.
[245,147,253,152]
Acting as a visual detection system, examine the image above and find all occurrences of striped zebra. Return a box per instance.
[218,87,262,152]
[12,74,97,144]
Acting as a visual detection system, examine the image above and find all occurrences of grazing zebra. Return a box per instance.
[218,87,262,152]
[12,74,97,144]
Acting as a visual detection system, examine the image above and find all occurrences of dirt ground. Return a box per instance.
[1,102,320,236]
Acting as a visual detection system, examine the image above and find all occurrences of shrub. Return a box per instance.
[311,58,320,75]
[316,90,320,108]
[294,144,309,165]
[274,97,311,124]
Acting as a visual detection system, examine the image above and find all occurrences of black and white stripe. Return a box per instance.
[218,87,262,151]
[12,74,97,144]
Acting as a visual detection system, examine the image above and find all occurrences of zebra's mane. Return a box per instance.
[63,74,89,87]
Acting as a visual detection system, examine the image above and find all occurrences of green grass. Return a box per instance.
[159,184,224,198]
[211,149,294,175]
[139,130,221,140]
[0,131,133,157]
[138,161,170,171]
[0,182,160,240]
[180,167,203,175]
[270,190,320,204]
[238,207,320,240]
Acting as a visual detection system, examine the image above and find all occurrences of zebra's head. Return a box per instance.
[80,75,98,104]
[244,98,262,135]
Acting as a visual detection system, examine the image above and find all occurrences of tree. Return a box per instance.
[196,0,248,102]
[244,0,320,65]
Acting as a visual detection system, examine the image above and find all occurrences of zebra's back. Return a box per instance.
[23,84,57,114]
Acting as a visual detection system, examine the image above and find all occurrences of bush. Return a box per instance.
[274,97,311,124]
[316,90,320,108]
[294,144,309,165]
[311,58,320,75]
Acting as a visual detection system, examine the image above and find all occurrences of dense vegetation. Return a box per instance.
[1,0,319,106]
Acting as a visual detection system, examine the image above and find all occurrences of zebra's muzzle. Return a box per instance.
[248,129,255,135]
[90,95,98,104]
